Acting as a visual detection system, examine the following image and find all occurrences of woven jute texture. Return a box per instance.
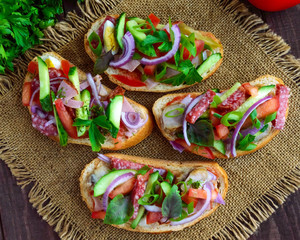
[0,0,299,239]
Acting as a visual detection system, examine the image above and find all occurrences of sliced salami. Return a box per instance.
[217,88,246,115]
[186,90,216,124]
[31,114,58,136]
[273,84,290,129]
[111,157,144,170]
[131,169,153,219]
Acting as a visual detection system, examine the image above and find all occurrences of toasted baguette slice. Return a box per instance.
[24,52,153,150]
[153,75,289,158]
[80,153,228,233]
[84,15,223,92]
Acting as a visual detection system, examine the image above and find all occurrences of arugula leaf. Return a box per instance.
[166,171,174,184]
[104,194,134,225]
[162,185,182,219]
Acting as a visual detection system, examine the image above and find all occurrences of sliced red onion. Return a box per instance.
[58,80,78,101]
[207,172,217,182]
[50,86,57,93]
[62,99,84,108]
[191,56,200,67]
[102,100,108,109]
[140,25,181,65]
[102,172,135,210]
[45,119,56,127]
[164,68,181,78]
[170,183,212,226]
[145,78,159,89]
[159,217,169,224]
[109,31,135,68]
[152,168,167,176]
[144,205,162,213]
[97,153,111,164]
[122,97,135,113]
[182,95,203,146]
[202,50,208,61]
[80,80,89,91]
[29,87,40,109]
[214,193,225,205]
[87,73,101,106]
[239,121,264,138]
[180,94,193,106]
[31,105,48,118]
[50,76,67,81]
[121,112,148,129]
[50,80,62,86]
[92,196,104,212]
[230,96,272,157]
[169,141,185,153]
[119,59,140,72]
[162,23,170,33]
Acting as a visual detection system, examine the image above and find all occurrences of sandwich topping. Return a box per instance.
[88,13,222,88]
[162,82,290,158]
[22,55,148,151]
[88,155,225,228]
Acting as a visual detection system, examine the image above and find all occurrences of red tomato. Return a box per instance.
[54,98,78,139]
[209,109,221,127]
[242,83,258,97]
[91,211,106,219]
[109,177,136,199]
[215,124,229,140]
[182,194,198,207]
[22,82,32,106]
[27,61,38,74]
[111,74,146,87]
[144,65,156,76]
[148,13,160,27]
[182,40,205,60]
[249,0,300,12]
[146,212,163,224]
[61,60,74,76]
[174,139,215,159]
[112,122,126,149]
[188,188,218,200]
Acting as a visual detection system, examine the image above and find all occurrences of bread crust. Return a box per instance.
[24,52,153,150]
[79,154,228,233]
[84,15,223,92]
[152,75,289,158]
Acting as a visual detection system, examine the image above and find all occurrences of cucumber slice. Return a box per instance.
[126,20,146,42]
[127,17,145,24]
[131,206,145,229]
[236,85,275,114]
[94,169,137,197]
[38,57,52,112]
[116,12,126,49]
[106,95,123,138]
[77,90,91,137]
[197,53,222,77]
[220,82,241,102]
[213,140,226,155]
[51,91,68,146]
[161,181,172,195]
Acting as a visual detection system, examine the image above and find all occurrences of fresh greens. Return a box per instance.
[0,0,63,74]
[237,133,255,150]
[135,165,151,176]
[166,171,174,184]
[162,185,182,219]
[88,31,102,56]
[104,194,134,225]
[93,51,114,74]
[73,115,112,151]
[138,194,160,205]
[264,111,277,124]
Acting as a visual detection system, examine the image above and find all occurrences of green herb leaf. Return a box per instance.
[93,51,114,74]
[213,113,223,119]
[138,194,160,205]
[210,95,222,108]
[191,180,203,189]
[136,41,157,57]
[162,185,182,219]
[166,171,174,184]
[88,31,102,56]
[250,109,257,121]
[237,133,255,150]
[187,202,194,214]
[93,115,112,130]
[73,118,92,127]
[184,120,214,147]
[104,194,134,225]
[180,33,197,58]
[135,165,151,176]
[89,122,106,152]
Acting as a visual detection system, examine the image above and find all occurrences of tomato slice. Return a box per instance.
[174,138,215,159]
[61,59,74,76]
[148,13,160,27]
[215,124,229,140]
[242,83,258,97]
[109,177,136,199]
[187,188,218,200]
[27,61,38,74]
[111,74,146,87]
[146,212,163,224]
[92,211,106,219]
[181,194,198,207]
[54,98,78,139]
[144,65,156,76]
[166,95,189,106]
[112,121,126,149]
[209,109,221,127]
[22,82,32,106]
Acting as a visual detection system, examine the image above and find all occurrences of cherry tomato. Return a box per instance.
[22,82,32,106]
[91,211,106,219]
[27,61,38,74]
[249,0,300,12]
[109,177,136,199]
[174,139,215,159]
[146,212,163,224]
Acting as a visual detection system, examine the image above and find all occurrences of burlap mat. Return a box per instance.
[0,0,299,239]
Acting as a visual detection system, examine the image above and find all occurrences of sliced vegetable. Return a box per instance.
[144,65,156,76]
[61,60,73,76]
[88,31,103,56]
[174,139,215,159]
[106,95,123,138]
[213,140,226,155]
[187,188,218,200]
[148,13,160,28]
[38,57,52,112]
[121,112,148,129]
[126,20,147,42]
[220,82,241,102]
[181,194,198,207]
[242,83,258,97]
[169,140,185,153]
[162,185,182,219]
[111,74,146,87]
[27,61,38,74]
[22,82,32,106]
[92,211,106,219]
[146,212,163,224]
[115,12,126,49]
[215,124,229,140]
[197,53,222,77]
[77,90,91,137]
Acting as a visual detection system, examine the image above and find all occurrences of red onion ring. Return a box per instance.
[230,96,272,157]
[152,168,167,176]
[86,73,101,106]
[169,141,185,153]
[170,182,212,226]
[97,153,111,164]
[29,87,40,109]
[121,112,148,129]
[102,172,135,210]
[140,25,181,65]
[31,105,48,119]
[214,193,225,205]
[144,205,162,213]
[109,31,135,68]
[182,95,203,146]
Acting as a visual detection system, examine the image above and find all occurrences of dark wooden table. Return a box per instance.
[0,1,299,240]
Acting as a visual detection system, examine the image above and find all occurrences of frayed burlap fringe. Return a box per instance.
[0,0,299,239]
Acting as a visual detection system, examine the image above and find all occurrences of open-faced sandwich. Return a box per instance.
[84,13,223,92]
[153,75,290,159]
[80,153,228,232]
[22,52,153,151]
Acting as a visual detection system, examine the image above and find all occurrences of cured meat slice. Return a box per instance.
[31,114,58,136]
[273,84,290,129]
[111,157,144,170]
[217,89,246,115]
